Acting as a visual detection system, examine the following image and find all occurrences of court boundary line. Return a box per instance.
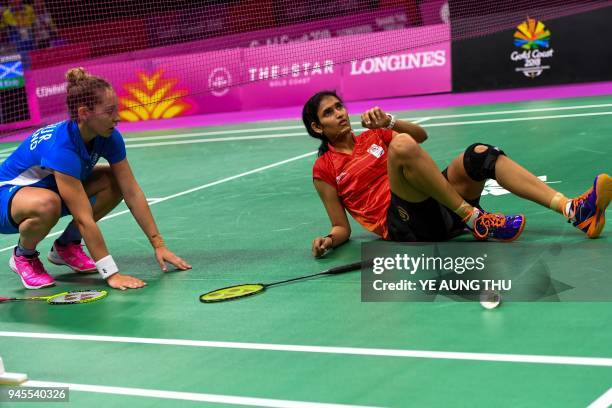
[23,380,376,408]
[1,107,611,156]
[588,388,612,408]
[116,110,612,149]
[424,111,612,127]
[1,101,608,149]
[1,331,611,367]
[116,102,612,143]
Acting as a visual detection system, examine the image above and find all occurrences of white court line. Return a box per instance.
[0,106,610,157]
[588,388,612,408]
[117,102,612,142]
[116,110,612,149]
[0,151,318,253]
[123,132,305,148]
[424,111,612,127]
[122,125,321,142]
[411,102,612,121]
[0,146,18,154]
[119,116,429,144]
[0,132,335,157]
[1,331,611,367]
[123,124,308,141]
[117,116,429,149]
[0,117,427,157]
[0,133,307,157]
[0,101,610,155]
[24,380,376,408]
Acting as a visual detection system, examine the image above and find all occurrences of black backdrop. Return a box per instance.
[451,6,612,92]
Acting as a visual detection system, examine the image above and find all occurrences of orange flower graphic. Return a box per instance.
[118,69,191,121]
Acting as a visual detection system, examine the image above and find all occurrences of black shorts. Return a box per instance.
[386,169,481,242]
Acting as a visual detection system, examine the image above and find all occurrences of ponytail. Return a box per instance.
[65,67,112,120]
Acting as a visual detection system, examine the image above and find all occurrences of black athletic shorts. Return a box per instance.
[386,169,481,242]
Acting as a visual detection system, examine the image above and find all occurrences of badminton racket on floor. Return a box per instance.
[200,260,367,303]
[0,290,108,305]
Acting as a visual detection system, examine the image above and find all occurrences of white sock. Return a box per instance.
[565,201,575,221]
[465,208,481,229]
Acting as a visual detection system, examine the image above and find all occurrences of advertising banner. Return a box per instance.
[241,24,451,108]
[241,39,342,110]
[29,25,450,123]
[452,6,612,91]
[342,25,451,101]
[150,49,243,116]
[29,60,153,121]
[30,63,78,120]
[30,50,243,122]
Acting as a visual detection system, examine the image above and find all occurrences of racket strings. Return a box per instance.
[48,290,107,304]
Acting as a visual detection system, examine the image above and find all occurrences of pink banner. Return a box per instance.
[342,26,451,100]
[74,51,242,120]
[30,63,78,120]
[150,49,243,115]
[30,49,242,123]
[30,60,155,121]
[241,40,342,110]
[28,24,449,124]
[241,24,451,108]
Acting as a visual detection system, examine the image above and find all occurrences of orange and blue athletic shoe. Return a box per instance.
[565,173,612,238]
[467,210,526,242]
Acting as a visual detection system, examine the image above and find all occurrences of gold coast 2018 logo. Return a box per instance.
[511,17,554,78]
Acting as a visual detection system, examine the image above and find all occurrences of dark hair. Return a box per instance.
[302,90,342,157]
[65,67,112,120]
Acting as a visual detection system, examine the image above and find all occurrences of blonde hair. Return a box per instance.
[65,67,112,120]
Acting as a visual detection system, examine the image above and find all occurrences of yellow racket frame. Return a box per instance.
[199,284,265,303]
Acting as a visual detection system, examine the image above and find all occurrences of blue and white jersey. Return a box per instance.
[0,120,126,190]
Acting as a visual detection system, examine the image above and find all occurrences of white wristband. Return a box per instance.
[386,114,396,129]
[95,255,119,279]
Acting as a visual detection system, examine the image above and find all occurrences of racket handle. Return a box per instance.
[0,297,11,302]
[326,260,370,275]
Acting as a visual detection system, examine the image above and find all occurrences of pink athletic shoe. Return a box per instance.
[9,249,55,289]
[47,241,97,273]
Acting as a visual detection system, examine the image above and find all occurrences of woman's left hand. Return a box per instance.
[361,107,390,129]
[154,247,192,272]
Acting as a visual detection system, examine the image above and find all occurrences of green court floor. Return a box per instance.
[0,95,611,407]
